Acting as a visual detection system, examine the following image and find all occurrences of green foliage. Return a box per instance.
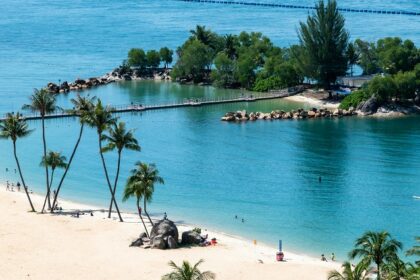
[146,50,161,68]
[172,40,213,83]
[211,52,237,88]
[159,47,173,68]
[346,42,358,76]
[349,231,402,280]
[354,39,379,75]
[162,259,215,280]
[192,228,201,234]
[393,71,417,100]
[328,261,373,280]
[376,37,419,74]
[127,48,146,68]
[367,75,397,103]
[298,0,349,88]
[40,151,67,170]
[339,90,370,110]
[253,76,284,92]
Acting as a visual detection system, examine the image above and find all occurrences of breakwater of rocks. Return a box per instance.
[221,108,357,121]
[44,67,171,94]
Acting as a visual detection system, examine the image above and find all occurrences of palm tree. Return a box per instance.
[84,99,123,222]
[102,121,140,218]
[406,237,420,265]
[162,259,215,280]
[127,162,164,227]
[22,88,60,212]
[50,94,96,212]
[0,113,35,212]
[123,172,149,237]
[40,151,67,210]
[382,258,410,280]
[328,261,373,280]
[349,231,403,280]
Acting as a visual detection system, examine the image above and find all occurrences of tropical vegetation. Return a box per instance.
[162,259,215,280]
[328,231,420,280]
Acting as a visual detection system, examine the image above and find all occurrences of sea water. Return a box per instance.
[0,0,419,260]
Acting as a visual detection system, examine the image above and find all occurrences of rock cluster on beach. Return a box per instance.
[221,107,357,122]
[129,219,208,250]
[45,66,172,94]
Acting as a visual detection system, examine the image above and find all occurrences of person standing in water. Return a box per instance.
[331,253,335,261]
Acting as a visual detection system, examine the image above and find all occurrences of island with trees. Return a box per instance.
[44,0,419,118]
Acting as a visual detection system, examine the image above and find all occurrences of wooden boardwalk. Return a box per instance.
[1,87,303,121]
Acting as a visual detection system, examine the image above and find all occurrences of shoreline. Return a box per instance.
[0,186,341,280]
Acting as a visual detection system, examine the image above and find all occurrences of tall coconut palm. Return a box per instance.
[84,99,123,222]
[50,94,96,212]
[162,259,215,280]
[127,162,164,227]
[102,121,140,218]
[22,88,60,211]
[0,113,35,212]
[123,173,149,237]
[328,261,373,280]
[40,151,67,210]
[349,231,403,280]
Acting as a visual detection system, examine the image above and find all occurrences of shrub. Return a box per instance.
[339,89,370,109]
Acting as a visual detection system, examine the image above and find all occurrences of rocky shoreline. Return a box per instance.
[44,66,172,94]
[221,107,357,122]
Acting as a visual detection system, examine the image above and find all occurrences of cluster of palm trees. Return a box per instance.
[328,231,420,280]
[0,88,164,228]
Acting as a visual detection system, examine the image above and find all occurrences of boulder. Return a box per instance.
[308,110,316,117]
[122,74,132,81]
[60,81,69,91]
[167,236,177,249]
[130,238,143,247]
[74,79,86,85]
[150,219,179,243]
[357,96,378,115]
[47,83,59,93]
[181,230,202,245]
[151,235,166,249]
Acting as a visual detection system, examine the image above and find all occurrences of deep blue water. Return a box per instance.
[0,0,419,260]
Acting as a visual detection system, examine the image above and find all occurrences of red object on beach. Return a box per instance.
[211,238,217,245]
[276,252,284,261]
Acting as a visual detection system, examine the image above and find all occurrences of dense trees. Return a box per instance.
[127,47,173,69]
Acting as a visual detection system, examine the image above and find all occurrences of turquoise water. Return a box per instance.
[0,0,419,260]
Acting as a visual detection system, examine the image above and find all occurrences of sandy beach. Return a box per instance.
[284,93,340,109]
[0,187,340,280]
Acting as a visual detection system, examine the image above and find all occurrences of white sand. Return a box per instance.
[285,95,340,109]
[0,188,340,280]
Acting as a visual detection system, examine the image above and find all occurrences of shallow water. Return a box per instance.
[0,0,419,260]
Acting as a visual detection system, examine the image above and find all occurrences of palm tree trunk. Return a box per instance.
[41,116,51,213]
[13,141,36,212]
[377,263,381,280]
[51,124,84,213]
[98,134,123,222]
[108,150,121,218]
[41,168,55,212]
[143,199,154,227]
[137,198,149,238]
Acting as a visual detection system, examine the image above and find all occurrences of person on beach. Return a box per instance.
[6,181,10,191]
[17,182,20,192]
[321,254,327,261]
[163,212,167,220]
[331,253,335,261]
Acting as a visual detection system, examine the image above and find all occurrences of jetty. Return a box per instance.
[178,0,420,16]
[1,87,304,121]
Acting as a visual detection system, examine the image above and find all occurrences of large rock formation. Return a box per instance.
[181,230,202,245]
[357,96,379,115]
[148,219,179,250]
